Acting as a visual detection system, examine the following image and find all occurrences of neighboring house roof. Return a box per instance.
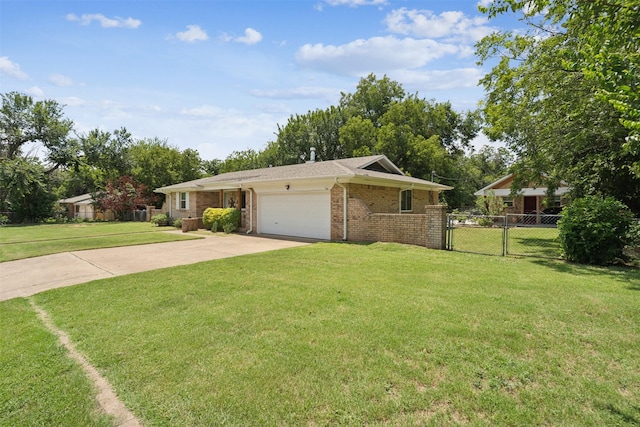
[474,173,570,197]
[155,155,453,194]
[58,193,94,205]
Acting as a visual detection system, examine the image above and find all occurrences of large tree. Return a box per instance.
[477,0,640,212]
[259,74,481,207]
[0,92,76,171]
[0,92,77,220]
[129,137,203,193]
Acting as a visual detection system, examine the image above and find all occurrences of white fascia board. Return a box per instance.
[348,175,453,191]
[474,174,514,194]
[477,187,571,197]
[250,178,336,193]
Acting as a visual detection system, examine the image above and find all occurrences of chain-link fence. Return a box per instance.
[447,214,561,258]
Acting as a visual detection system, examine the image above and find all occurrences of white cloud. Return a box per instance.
[219,28,263,45]
[477,0,493,7]
[0,56,28,79]
[66,13,141,29]
[26,86,44,97]
[174,25,209,43]
[384,8,494,42]
[392,68,484,91]
[49,74,75,86]
[236,28,263,45]
[296,36,459,75]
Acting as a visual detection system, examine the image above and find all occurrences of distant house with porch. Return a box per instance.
[474,174,570,214]
[58,194,115,221]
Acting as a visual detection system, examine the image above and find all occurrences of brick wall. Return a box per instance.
[348,183,399,213]
[331,184,345,240]
[424,205,447,249]
[344,194,447,249]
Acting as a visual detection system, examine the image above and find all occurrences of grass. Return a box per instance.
[0,298,112,426]
[451,225,561,258]
[7,242,638,426]
[0,222,201,262]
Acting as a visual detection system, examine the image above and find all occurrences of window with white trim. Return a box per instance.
[400,189,413,212]
[503,197,514,207]
[176,192,189,210]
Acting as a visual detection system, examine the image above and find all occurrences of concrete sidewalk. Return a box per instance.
[0,233,311,301]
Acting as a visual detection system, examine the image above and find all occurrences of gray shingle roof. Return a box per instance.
[156,155,452,192]
[58,193,93,204]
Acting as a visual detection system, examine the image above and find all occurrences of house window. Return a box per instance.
[241,191,247,209]
[177,192,188,210]
[401,189,412,212]
[553,195,562,207]
[503,197,514,207]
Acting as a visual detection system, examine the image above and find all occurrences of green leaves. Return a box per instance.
[477,0,640,213]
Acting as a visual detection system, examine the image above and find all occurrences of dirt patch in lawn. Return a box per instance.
[29,299,142,427]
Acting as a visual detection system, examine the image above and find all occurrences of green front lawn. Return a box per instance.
[0,299,112,426]
[0,222,200,262]
[7,243,638,426]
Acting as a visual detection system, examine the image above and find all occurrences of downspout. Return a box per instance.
[334,178,347,241]
[246,188,253,234]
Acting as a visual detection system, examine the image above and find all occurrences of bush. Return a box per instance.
[173,217,182,229]
[203,208,240,233]
[558,196,636,265]
[151,213,173,227]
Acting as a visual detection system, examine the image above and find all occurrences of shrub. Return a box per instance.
[173,217,182,229]
[203,208,240,233]
[558,196,636,265]
[475,190,504,227]
[151,213,173,227]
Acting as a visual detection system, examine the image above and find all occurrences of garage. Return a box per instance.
[258,192,331,240]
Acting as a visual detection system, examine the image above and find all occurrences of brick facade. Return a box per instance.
[331,183,447,248]
[171,184,447,249]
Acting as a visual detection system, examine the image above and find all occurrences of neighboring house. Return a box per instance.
[155,153,452,247]
[474,174,570,214]
[58,194,115,221]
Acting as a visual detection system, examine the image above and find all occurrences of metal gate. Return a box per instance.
[447,214,561,258]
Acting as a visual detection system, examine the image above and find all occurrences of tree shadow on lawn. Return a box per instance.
[530,258,640,290]
[599,403,640,425]
[508,236,561,258]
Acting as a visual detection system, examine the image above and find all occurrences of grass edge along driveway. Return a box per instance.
[0,222,200,262]
[4,242,639,426]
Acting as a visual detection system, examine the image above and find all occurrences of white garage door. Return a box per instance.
[258,192,331,240]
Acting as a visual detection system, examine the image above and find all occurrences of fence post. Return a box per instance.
[446,214,452,250]
[502,215,508,256]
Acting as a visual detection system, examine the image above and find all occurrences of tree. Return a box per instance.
[477,0,640,213]
[129,137,203,192]
[65,127,135,195]
[219,149,268,173]
[0,157,57,222]
[339,73,405,127]
[266,74,481,207]
[94,176,154,221]
[0,92,76,172]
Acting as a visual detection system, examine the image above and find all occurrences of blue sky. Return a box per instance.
[1,0,519,161]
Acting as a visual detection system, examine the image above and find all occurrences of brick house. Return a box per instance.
[155,154,452,248]
[474,173,570,214]
[58,194,115,221]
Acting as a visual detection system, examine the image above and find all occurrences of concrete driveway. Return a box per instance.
[0,233,311,301]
